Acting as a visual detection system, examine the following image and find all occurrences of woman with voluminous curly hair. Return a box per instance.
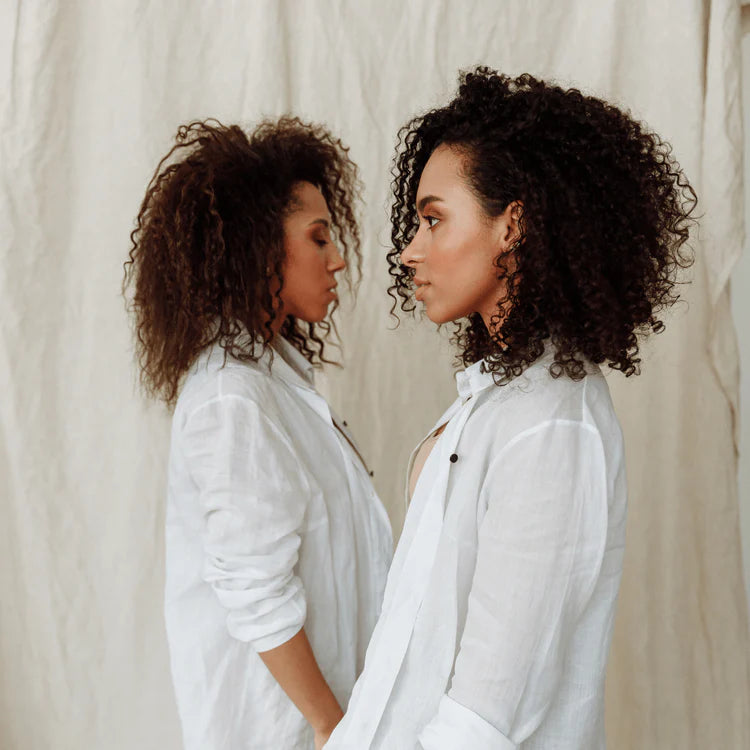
[124,118,392,750]
[326,68,695,750]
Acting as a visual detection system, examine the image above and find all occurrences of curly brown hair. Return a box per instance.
[124,117,361,406]
[389,68,696,381]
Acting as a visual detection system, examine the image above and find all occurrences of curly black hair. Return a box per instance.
[389,68,696,381]
[124,117,361,407]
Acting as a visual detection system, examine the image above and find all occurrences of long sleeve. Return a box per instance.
[181,394,313,653]
[418,419,609,749]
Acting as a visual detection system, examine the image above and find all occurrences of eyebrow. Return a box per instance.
[308,218,330,228]
[417,195,444,214]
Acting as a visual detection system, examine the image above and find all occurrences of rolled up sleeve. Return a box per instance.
[418,420,608,748]
[418,695,518,750]
[182,394,312,653]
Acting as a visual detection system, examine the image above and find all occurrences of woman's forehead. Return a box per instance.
[417,146,471,202]
[288,181,331,223]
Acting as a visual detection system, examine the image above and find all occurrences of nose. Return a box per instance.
[327,244,346,273]
[399,229,424,267]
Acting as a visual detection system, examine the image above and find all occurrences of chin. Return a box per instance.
[298,309,329,324]
[424,306,454,326]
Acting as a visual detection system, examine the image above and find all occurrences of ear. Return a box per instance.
[503,200,524,245]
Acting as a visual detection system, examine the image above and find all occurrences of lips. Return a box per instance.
[414,278,430,301]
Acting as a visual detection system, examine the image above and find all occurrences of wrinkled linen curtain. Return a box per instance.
[1,1,748,748]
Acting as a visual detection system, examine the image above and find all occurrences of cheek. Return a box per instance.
[297,250,326,278]
[428,240,502,318]
[280,251,332,317]
[433,234,489,288]
[430,236,464,281]
[285,250,318,287]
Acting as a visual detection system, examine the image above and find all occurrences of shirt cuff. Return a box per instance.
[417,695,518,750]
[251,621,305,654]
[225,582,307,652]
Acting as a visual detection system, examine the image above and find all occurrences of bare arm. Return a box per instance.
[259,628,344,748]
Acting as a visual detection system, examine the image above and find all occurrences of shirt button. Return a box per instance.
[449,453,458,463]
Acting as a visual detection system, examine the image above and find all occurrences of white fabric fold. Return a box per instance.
[327,356,624,748]
[2,2,748,748]
[165,341,392,749]
[418,696,518,750]
[183,395,310,651]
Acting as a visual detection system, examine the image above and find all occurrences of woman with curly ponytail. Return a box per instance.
[124,118,391,750]
[327,69,696,749]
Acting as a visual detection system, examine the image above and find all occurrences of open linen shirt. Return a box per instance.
[326,349,627,750]
[164,338,393,750]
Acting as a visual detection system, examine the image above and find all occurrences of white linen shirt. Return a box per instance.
[326,349,627,750]
[164,337,393,750]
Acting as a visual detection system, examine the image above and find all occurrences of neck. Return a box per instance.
[269,309,288,337]
[479,306,503,336]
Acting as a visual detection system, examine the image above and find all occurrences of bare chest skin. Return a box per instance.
[408,423,447,500]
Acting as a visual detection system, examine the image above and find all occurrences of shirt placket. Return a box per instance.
[344,393,481,748]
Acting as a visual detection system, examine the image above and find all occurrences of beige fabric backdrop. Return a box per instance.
[1,1,748,748]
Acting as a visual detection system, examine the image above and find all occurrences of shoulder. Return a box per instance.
[469,361,621,458]
[174,344,284,427]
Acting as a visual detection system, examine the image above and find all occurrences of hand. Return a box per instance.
[312,700,343,749]
[314,728,333,750]
[314,704,343,748]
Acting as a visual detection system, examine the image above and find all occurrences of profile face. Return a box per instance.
[280,181,345,323]
[400,144,518,327]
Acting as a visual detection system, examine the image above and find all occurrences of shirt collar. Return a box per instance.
[455,359,496,401]
[455,340,558,401]
[270,336,316,390]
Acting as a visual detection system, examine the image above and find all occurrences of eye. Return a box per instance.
[424,215,440,229]
[315,238,328,248]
